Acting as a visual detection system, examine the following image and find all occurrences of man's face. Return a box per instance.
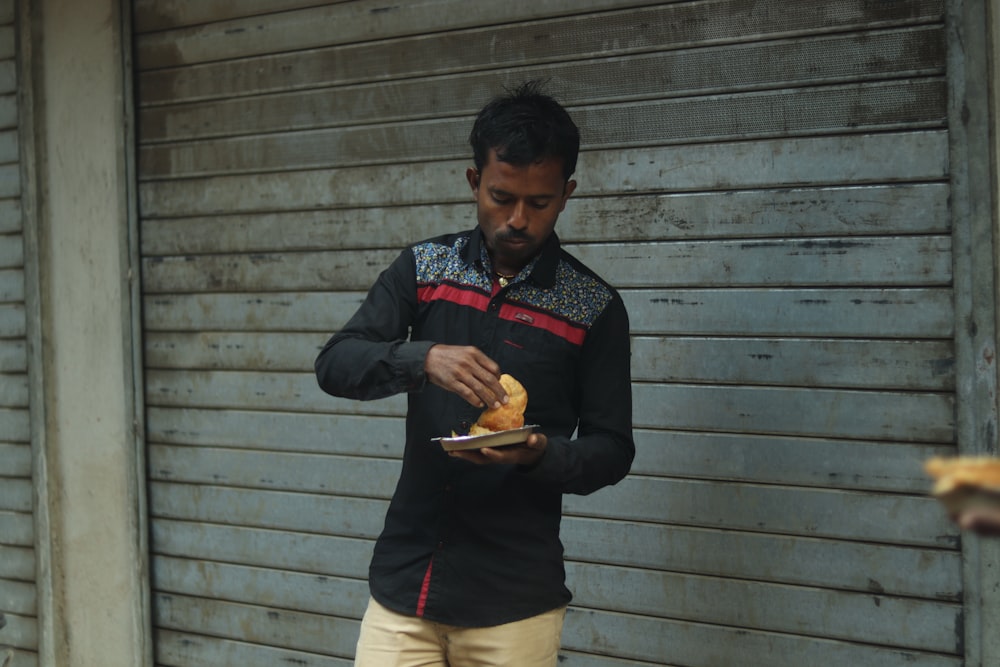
[466,149,577,274]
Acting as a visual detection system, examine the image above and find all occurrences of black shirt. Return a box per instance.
[315,228,634,627]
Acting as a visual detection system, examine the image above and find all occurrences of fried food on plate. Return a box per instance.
[470,374,527,435]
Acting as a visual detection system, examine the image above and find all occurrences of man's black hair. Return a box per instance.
[469,80,580,181]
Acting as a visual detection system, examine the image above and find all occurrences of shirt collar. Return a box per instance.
[464,227,561,288]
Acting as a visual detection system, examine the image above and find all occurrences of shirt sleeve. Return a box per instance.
[314,248,436,401]
[519,291,635,495]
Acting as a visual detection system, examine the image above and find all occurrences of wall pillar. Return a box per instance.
[951,0,1000,664]
[21,0,150,665]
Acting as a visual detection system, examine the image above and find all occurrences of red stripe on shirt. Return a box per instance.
[499,303,586,346]
[417,283,490,310]
[417,282,587,345]
[416,557,434,617]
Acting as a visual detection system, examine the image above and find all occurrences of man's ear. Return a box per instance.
[559,179,577,211]
[466,168,480,195]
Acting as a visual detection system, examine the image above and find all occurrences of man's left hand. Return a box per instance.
[449,432,547,467]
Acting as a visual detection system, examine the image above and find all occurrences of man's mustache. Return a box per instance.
[496,229,531,242]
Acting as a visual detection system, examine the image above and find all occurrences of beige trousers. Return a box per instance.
[353,597,566,667]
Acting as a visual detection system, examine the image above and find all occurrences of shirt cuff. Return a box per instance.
[516,435,569,481]
[393,339,437,392]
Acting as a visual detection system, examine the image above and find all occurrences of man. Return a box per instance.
[315,81,634,666]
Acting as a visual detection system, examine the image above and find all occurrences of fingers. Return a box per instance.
[957,507,1000,536]
[448,434,547,467]
[470,372,508,409]
[449,447,512,464]
[525,433,546,450]
[448,448,494,464]
[425,344,507,407]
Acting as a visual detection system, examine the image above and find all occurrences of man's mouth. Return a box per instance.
[498,232,530,246]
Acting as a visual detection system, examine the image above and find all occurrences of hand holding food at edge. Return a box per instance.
[925,455,1000,536]
[956,506,1000,536]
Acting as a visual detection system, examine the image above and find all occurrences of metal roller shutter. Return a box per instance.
[134,1,964,664]
[0,1,38,665]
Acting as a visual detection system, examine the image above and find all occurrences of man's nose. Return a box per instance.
[508,202,528,229]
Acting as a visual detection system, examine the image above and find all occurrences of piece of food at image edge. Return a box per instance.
[925,456,1000,514]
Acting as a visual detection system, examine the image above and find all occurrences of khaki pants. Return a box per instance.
[353,597,566,667]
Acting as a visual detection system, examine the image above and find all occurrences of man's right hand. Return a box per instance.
[424,344,508,409]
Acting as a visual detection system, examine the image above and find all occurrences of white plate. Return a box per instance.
[433,425,539,452]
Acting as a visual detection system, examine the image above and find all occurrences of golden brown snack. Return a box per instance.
[474,374,527,433]
[467,424,494,436]
[925,456,1000,515]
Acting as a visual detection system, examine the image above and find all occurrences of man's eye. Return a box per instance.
[492,196,511,205]
[530,201,550,209]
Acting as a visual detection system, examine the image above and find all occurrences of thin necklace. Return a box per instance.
[496,270,516,288]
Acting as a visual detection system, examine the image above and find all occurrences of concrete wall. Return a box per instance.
[21,0,150,664]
